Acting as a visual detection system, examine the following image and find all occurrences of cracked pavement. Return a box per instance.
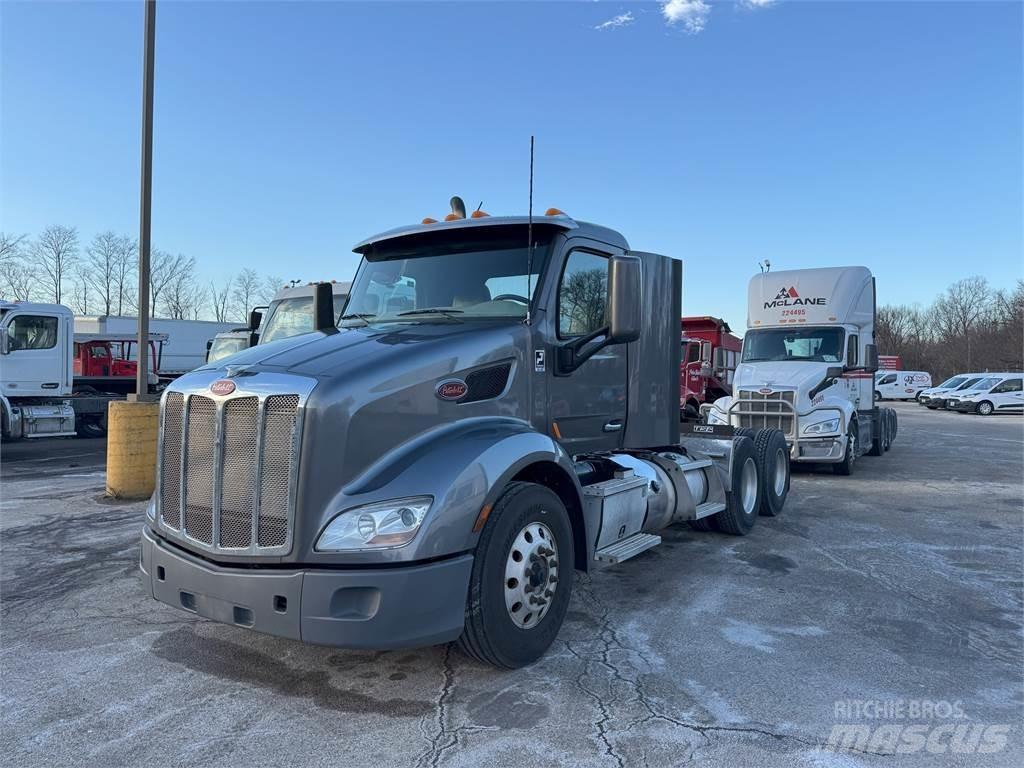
[1,402,1021,767]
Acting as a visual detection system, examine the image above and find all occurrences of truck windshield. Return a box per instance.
[742,327,845,363]
[343,241,548,325]
[208,336,249,364]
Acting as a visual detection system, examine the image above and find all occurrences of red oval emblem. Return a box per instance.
[210,379,236,396]
[436,379,468,401]
[759,387,773,395]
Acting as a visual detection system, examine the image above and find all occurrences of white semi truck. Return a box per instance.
[705,267,897,474]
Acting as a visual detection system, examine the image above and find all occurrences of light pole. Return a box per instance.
[131,0,156,402]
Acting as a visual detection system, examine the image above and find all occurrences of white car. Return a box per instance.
[874,370,932,401]
[946,374,1024,415]
[918,373,985,408]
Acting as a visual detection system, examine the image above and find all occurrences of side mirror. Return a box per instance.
[607,254,641,344]
[826,365,844,380]
[313,282,336,333]
[700,341,712,364]
[699,361,712,378]
[0,328,8,355]
[810,366,845,399]
[863,343,879,373]
[248,308,264,332]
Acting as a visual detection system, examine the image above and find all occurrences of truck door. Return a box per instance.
[547,247,628,454]
[0,311,67,397]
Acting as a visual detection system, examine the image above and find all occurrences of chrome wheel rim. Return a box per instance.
[773,448,787,496]
[504,521,559,629]
[741,457,758,515]
[979,402,992,415]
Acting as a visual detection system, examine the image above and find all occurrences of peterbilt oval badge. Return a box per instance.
[210,379,236,396]
[436,379,468,401]
[759,387,773,395]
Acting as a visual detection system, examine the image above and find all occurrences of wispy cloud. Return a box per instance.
[744,0,776,7]
[661,1,711,35]
[594,11,635,32]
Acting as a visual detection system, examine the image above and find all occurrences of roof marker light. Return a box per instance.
[422,217,438,225]
[545,207,566,217]
[444,213,461,221]
[471,210,490,218]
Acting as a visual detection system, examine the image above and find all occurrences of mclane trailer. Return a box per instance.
[705,267,896,475]
[139,199,791,668]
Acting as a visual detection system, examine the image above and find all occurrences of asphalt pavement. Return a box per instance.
[1,402,1021,767]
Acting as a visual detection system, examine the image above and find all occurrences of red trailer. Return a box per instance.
[680,316,742,419]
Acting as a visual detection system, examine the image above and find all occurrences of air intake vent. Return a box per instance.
[462,362,512,403]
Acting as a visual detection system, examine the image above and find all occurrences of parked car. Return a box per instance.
[918,374,985,408]
[874,370,932,401]
[946,374,1024,415]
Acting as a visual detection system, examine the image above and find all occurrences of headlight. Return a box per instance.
[316,496,432,552]
[803,418,840,435]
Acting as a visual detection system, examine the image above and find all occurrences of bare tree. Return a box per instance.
[31,225,79,303]
[147,250,192,317]
[0,232,26,267]
[70,268,92,314]
[84,231,120,315]
[1,259,37,301]
[209,275,234,322]
[231,268,263,321]
[262,275,285,304]
[160,256,206,319]
[930,276,992,371]
[113,235,137,315]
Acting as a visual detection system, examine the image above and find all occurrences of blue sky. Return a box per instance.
[2,1,1021,326]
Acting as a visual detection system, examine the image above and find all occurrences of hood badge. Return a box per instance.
[210,379,237,396]
[436,378,468,401]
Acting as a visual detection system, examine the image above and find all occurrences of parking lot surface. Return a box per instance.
[1,402,1021,767]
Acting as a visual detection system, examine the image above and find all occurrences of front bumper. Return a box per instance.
[140,526,473,649]
[789,434,848,463]
[947,400,976,412]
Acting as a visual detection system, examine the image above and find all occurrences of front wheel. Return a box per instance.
[833,423,857,475]
[458,482,574,668]
[977,401,994,416]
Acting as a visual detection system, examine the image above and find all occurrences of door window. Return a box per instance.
[878,373,897,385]
[558,251,608,338]
[684,343,700,364]
[846,334,858,367]
[8,315,58,351]
[991,378,1022,393]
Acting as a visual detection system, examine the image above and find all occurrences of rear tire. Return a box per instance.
[715,436,761,535]
[457,482,574,669]
[76,417,107,439]
[868,411,885,456]
[751,429,789,516]
[874,390,882,402]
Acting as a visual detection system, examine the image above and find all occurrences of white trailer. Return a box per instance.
[74,315,237,378]
[705,267,897,474]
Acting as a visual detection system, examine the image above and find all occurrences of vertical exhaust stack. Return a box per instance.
[313,282,336,333]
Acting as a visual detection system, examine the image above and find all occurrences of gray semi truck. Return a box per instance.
[139,201,791,667]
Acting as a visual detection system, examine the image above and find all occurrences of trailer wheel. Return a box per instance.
[715,436,761,535]
[977,401,994,416]
[833,422,857,475]
[457,482,574,669]
[752,429,789,516]
[76,416,106,439]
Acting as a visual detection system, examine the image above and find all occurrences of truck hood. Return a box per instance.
[733,361,835,393]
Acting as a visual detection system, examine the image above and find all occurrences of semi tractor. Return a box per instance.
[139,201,791,668]
[704,267,897,474]
[0,302,164,439]
[680,315,741,419]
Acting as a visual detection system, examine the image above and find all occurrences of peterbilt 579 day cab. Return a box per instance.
[139,203,791,668]
[705,267,897,475]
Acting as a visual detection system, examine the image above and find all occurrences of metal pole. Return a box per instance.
[132,0,156,402]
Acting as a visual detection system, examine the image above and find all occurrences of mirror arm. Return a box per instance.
[555,326,609,376]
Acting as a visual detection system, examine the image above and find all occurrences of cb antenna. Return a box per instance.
[526,135,535,326]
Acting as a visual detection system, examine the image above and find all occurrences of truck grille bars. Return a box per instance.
[157,375,311,556]
[734,390,796,437]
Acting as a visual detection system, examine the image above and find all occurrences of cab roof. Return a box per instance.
[353,214,629,254]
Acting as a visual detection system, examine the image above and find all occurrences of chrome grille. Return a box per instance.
[158,381,305,555]
[258,395,300,547]
[735,390,796,436]
[159,393,184,529]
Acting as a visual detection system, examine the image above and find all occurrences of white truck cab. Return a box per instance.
[874,370,932,401]
[706,267,894,475]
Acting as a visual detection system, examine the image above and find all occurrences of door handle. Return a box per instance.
[603,420,623,433]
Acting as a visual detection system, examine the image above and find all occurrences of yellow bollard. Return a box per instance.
[106,400,160,499]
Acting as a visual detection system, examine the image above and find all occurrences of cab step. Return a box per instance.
[694,501,727,520]
[595,533,661,564]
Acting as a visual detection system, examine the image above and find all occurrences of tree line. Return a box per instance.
[0,226,285,322]
[876,276,1024,381]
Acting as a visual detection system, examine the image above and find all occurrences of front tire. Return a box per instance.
[833,422,857,475]
[458,482,574,669]
[977,401,994,416]
[715,436,761,535]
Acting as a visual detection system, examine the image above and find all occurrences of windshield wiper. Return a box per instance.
[397,308,465,321]
[339,312,376,327]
